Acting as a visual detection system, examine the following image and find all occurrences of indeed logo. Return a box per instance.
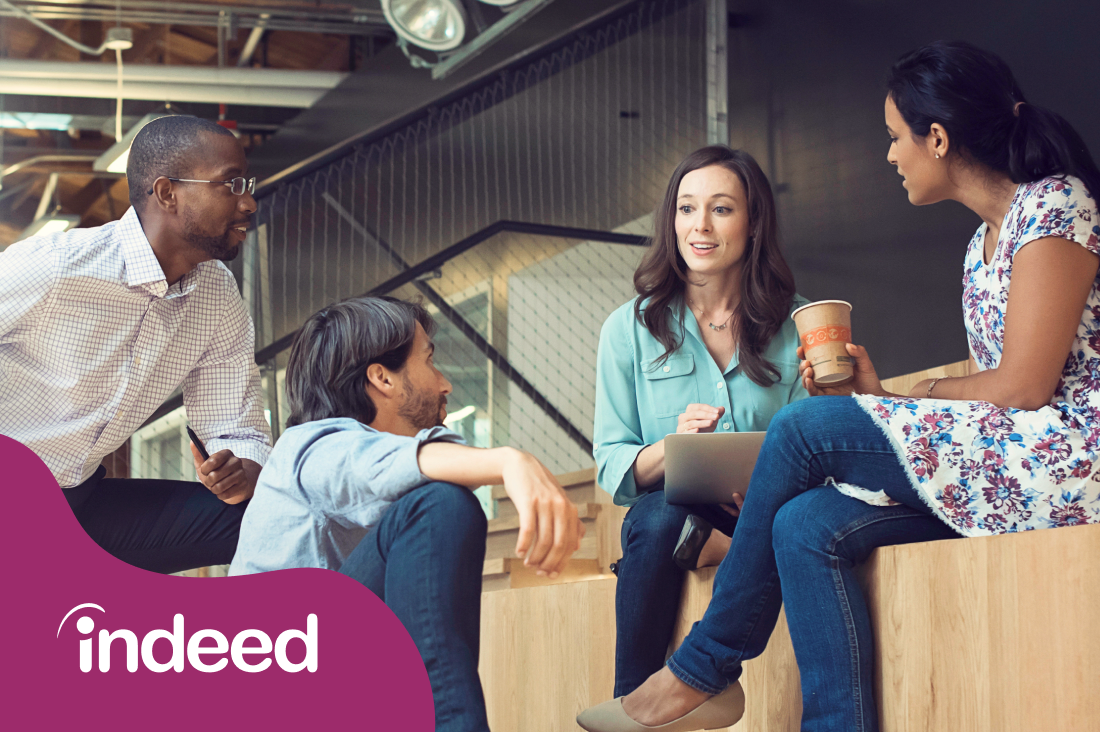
[58,603,318,673]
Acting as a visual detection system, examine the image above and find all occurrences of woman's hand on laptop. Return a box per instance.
[720,492,745,517]
[676,404,726,433]
[501,449,585,579]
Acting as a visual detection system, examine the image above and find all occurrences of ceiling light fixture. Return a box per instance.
[381,0,467,52]
[93,110,174,175]
[19,213,81,241]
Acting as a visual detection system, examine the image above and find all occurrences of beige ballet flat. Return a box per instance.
[576,681,745,732]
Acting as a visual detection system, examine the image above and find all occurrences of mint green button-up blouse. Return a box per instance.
[594,295,810,506]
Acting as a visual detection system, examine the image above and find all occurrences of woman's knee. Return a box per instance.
[768,397,858,441]
[772,489,844,558]
[624,491,691,544]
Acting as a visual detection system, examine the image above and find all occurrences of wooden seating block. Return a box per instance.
[863,522,1100,732]
[480,578,617,731]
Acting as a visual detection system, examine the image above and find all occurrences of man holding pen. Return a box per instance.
[0,115,270,573]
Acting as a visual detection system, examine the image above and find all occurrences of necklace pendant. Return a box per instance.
[709,322,728,331]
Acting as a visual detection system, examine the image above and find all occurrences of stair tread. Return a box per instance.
[490,467,596,501]
[483,556,602,577]
[488,502,601,533]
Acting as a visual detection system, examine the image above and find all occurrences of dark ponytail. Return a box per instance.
[887,41,1100,201]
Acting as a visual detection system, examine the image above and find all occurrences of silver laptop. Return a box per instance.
[664,432,767,504]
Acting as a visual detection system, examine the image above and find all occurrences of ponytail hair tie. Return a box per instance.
[1013,101,1026,117]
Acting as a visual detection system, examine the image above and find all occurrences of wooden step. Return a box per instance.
[490,467,604,519]
[481,557,609,593]
[485,502,602,564]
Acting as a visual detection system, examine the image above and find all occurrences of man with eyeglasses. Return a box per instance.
[0,114,271,574]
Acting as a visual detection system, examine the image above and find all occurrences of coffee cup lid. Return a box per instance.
[791,300,853,321]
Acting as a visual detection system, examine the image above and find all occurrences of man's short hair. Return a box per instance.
[127,115,236,212]
[285,296,437,428]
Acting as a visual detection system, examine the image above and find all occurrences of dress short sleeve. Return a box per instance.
[1010,176,1100,258]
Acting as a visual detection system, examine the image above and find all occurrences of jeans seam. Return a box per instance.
[666,657,726,695]
[829,553,867,732]
[826,509,930,549]
[823,511,924,732]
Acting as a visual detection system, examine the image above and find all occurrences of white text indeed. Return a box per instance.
[58,604,319,673]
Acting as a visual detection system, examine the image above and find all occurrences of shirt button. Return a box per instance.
[717,381,724,389]
[134,356,141,366]
[722,423,730,430]
[663,365,670,373]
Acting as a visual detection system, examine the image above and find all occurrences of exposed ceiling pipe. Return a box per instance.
[34,172,59,220]
[237,12,270,67]
[0,0,390,36]
[0,60,348,107]
[2,154,100,177]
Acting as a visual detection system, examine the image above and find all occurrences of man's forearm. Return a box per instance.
[417,442,519,488]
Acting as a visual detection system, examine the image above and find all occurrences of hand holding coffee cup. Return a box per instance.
[791,300,855,386]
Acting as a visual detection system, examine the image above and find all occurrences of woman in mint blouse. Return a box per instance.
[593,146,808,698]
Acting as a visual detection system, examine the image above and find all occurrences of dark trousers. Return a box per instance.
[64,465,248,574]
[339,482,490,732]
[614,490,739,697]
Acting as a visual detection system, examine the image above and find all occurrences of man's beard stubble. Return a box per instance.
[398,381,446,431]
[182,208,241,262]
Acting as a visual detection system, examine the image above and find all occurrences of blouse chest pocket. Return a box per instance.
[641,354,700,418]
[749,360,800,417]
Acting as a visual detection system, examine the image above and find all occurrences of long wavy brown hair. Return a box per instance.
[634,146,796,387]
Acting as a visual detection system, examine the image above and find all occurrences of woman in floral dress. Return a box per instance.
[578,41,1100,732]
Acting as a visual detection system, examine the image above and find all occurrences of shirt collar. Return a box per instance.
[116,207,199,298]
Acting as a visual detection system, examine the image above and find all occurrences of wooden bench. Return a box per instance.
[478,360,1100,730]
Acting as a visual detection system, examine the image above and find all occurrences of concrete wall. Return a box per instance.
[725,0,1100,377]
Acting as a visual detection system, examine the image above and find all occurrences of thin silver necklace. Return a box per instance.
[688,299,734,331]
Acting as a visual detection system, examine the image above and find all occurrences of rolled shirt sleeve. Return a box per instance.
[182,278,272,465]
[593,308,647,506]
[298,424,466,527]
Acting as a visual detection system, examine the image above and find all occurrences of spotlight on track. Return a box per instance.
[381,0,468,52]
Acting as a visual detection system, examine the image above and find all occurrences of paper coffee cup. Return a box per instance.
[791,300,854,386]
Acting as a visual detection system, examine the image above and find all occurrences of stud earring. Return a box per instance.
[935,153,941,159]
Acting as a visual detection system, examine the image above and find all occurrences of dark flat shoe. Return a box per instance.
[673,515,713,571]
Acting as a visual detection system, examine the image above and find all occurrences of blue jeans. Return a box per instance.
[338,482,489,732]
[614,491,738,696]
[667,397,961,732]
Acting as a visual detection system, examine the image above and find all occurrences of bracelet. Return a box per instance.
[926,376,952,398]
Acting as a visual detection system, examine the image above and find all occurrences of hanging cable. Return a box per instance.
[114,0,126,141]
[115,49,124,142]
[0,0,132,56]
[0,0,106,55]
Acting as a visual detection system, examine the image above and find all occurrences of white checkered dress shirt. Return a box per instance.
[0,207,272,488]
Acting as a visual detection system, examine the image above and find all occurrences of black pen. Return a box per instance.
[186,425,210,461]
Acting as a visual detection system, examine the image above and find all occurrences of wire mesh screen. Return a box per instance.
[250,0,707,348]
[124,0,711,517]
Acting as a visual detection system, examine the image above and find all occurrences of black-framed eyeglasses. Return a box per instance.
[149,177,257,196]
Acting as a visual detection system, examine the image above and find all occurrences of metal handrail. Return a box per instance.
[141,220,648,455]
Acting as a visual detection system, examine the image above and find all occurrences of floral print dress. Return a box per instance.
[853,176,1100,536]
